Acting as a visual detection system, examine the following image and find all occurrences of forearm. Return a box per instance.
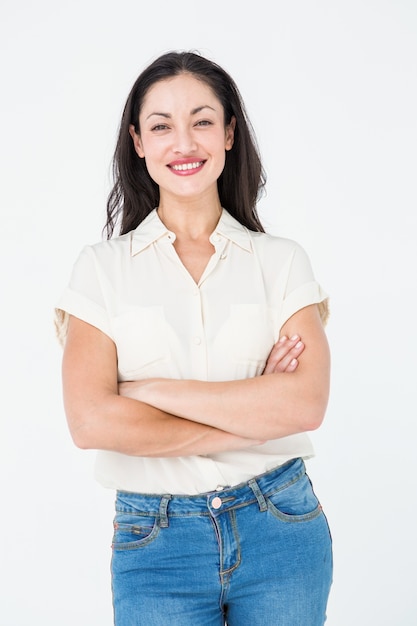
[127,372,328,441]
[65,393,260,457]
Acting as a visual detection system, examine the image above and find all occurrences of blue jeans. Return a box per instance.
[111,458,332,625]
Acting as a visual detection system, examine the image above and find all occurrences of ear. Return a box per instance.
[129,124,145,158]
[225,116,236,151]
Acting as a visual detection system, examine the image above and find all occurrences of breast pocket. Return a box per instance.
[112,306,169,378]
[217,304,275,375]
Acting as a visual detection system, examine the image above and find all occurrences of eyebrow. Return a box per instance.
[145,105,216,121]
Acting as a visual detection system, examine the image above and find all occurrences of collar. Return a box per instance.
[130,208,253,256]
[212,209,253,252]
[130,210,173,255]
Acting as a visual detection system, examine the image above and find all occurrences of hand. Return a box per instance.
[262,335,305,375]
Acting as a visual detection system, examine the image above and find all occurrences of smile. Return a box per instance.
[170,161,204,172]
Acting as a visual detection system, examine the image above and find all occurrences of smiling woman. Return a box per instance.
[55,50,332,626]
[128,74,235,202]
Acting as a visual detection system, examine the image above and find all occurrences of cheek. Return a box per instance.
[136,140,161,180]
[213,145,227,176]
[217,154,227,178]
[142,157,161,185]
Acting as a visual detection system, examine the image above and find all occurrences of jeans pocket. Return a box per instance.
[112,512,160,550]
[266,473,322,523]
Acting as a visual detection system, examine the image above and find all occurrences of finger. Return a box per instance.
[263,335,292,374]
[283,357,299,373]
[270,341,304,373]
[263,336,304,374]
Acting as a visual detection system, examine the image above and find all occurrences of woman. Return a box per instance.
[56,51,332,625]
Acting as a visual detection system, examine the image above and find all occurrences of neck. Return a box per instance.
[157,196,222,240]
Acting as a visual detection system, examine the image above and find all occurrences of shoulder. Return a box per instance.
[249,230,310,262]
[248,233,329,327]
[247,230,322,297]
[78,209,161,260]
[76,231,133,266]
[88,231,132,255]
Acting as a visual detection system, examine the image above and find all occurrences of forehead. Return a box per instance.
[140,73,222,113]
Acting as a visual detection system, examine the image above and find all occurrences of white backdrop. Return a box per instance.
[1,1,416,624]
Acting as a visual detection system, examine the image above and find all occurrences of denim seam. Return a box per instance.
[267,502,323,524]
[220,510,241,578]
[111,522,161,550]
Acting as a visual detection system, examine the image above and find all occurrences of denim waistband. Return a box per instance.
[115,457,305,525]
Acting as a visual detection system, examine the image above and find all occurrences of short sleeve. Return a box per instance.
[279,243,329,328]
[55,246,112,346]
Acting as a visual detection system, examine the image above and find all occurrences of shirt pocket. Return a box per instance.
[112,305,169,379]
[219,304,275,373]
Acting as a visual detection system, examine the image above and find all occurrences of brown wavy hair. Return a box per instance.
[105,51,266,238]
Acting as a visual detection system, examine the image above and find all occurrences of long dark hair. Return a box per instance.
[105,51,266,238]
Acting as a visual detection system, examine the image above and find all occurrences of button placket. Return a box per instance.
[188,285,207,379]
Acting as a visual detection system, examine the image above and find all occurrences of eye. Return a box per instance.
[151,123,169,131]
[195,119,213,127]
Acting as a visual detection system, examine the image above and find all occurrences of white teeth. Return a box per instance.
[171,162,203,171]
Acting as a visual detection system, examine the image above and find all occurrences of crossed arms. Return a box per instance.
[61,303,330,457]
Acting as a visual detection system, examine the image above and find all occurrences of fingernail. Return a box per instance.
[290,334,299,341]
[279,335,288,342]
[295,341,303,349]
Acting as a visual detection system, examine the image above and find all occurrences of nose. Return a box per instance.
[173,126,197,154]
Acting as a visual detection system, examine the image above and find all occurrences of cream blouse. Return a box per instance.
[56,209,328,494]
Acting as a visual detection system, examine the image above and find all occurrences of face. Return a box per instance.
[130,73,235,202]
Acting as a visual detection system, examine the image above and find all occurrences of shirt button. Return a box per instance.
[193,336,201,345]
[211,496,222,509]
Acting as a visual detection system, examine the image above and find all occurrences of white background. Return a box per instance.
[1,1,416,624]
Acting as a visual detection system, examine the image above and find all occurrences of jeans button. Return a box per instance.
[211,496,222,509]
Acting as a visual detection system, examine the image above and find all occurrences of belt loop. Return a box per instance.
[159,495,172,528]
[248,478,268,512]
